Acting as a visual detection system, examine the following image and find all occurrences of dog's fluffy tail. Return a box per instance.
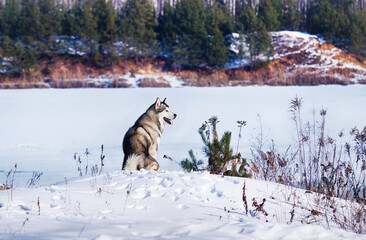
[123,154,145,171]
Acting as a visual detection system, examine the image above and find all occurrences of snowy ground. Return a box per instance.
[1,170,364,239]
[0,85,366,239]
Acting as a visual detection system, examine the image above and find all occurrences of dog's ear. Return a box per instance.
[162,98,166,104]
[155,98,161,110]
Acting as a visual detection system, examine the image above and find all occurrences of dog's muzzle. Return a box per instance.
[164,114,177,125]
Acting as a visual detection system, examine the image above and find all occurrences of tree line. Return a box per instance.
[0,0,365,76]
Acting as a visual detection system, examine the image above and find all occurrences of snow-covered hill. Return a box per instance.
[226,31,366,85]
[1,170,364,239]
[271,31,366,84]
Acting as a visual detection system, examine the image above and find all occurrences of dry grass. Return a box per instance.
[138,77,171,87]
[108,78,131,88]
[0,184,10,191]
[247,97,366,233]
[180,70,229,86]
[0,82,50,89]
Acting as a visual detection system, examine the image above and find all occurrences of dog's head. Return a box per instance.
[154,98,177,125]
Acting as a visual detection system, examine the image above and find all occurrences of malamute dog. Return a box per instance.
[122,98,177,171]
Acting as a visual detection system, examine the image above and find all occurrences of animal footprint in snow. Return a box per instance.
[174,188,185,195]
[171,195,180,201]
[216,191,223,197]
[210,186,224,197]
[131,186,151,199]
[158,177,174,188]
[177,204,189,209]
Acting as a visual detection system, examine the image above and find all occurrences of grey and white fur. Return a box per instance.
[122,98,177,171]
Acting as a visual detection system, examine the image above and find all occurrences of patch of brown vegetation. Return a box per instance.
[0,184,9,191]
[180,70,229,86]
[50,79,109,88]
[108,78,131,88]
[0,81,50,89]
[320,42,337,51]
[226,60,287,86]
[138,77,171,87]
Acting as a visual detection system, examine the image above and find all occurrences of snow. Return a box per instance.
[1,170,364,239]
[1,86,366,239]
[227,31,366,83]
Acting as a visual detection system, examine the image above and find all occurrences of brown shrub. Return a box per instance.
[0,184,10,191]
[138,77,170,87]
[0,82,50,89]
[50,79,108,88]
[108,78,131,88]
[179,71,199,86]
[180,70,229,86]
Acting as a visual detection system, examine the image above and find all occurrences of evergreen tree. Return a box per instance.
[80,2,97,41]
[277,0,303,30]
[22,47,38,75]
[235,6,273,69]
[0,4,4,35]
[247,18,273,69]
[39,0,62,38]
[13,40,24,77]
[61,9,79,36]
[174,0,208,67]
[238,5,258,33]
[93,0,117,43]
[205,0,232,37]
[1,36,15,57]
[17,0,42,41]
[234,0,246,33]
[204,0,230,68]
[206,24,228,68]
[2,0,20,38]
[157,2,176,52]
[307,0,338,41]
[258,0,279,31]
[120,0,157,57]
[343,11,366,52]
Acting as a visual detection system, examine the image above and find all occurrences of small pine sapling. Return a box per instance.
[181,116,251,177]
[201,116,235,175]
[180,150,204,172]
